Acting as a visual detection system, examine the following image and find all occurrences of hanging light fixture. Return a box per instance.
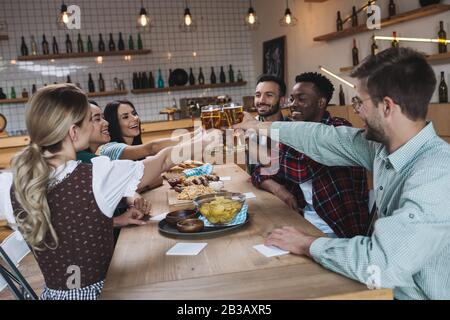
[279,0,298,27]
[136,0,151,32]
[180,0,196,32]
[245,0,259,30]
[57,1,69,28]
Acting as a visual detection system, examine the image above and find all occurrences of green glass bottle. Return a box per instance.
[157,69,164,88]
[11,87,16,99]
[87,35,93,52]
[137,33,143,50]
[128,35,135,50]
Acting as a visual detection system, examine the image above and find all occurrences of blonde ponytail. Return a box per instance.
[11,84,89,250]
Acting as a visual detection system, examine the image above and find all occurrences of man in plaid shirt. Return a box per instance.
[252,72,369,237]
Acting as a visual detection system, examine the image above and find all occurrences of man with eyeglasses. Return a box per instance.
[234,47,450,300]
[251,72,370,238]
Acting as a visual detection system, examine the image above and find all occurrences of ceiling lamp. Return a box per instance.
[136,0,151,32]
[57,1,69,28]
[180,0,196,32]
[245,0,259,30]
[279,0,298,27]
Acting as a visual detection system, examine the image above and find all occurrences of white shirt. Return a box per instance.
[0,156,144,225]
[299,180,335,236]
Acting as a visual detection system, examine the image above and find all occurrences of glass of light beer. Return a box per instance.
[201,105,222,130]
[222,104,244,128]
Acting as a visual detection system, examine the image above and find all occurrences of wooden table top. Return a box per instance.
[101,164,392,300]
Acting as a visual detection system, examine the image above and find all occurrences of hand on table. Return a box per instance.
[130,195,152,216]
[265,226,318,256]
[274,186,298,212]
[113,207,148,228]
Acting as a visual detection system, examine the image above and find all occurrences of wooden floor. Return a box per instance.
[0,226,44,300]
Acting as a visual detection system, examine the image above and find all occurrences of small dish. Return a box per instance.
[209,180,224,192]
[176,218,204,233]
[165,209,197,226]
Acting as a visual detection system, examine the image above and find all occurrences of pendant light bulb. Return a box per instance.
[138,7,149,27]
[184,8,193,26]
[245,1,259,29]
[248,12,256,25]
[279,1,298,27]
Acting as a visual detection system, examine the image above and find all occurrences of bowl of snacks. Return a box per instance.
[165,209,197,226]
[193,192,245,225]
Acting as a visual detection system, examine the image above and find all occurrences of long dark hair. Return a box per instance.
[104,100,143,145]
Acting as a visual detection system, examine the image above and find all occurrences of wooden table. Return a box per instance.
[101,164,392,300]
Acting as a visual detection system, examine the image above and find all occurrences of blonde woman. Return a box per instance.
[0,84,219,299]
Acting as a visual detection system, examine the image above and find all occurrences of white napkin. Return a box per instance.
[253,244,289,257]
[219,176,232,181]
[166,243,208,256]
[150,212,169,221]
[244,192,257,199]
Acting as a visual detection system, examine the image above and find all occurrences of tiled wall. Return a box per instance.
[0,0,256,135]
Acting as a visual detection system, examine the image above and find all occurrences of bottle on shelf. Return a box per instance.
[137,72,142,89]
[189,68,195,85]
[168,69,173,87]
[87,35,93,52]
[0,88,6,100]
[210,67,217,84]
[22,88,29,99]
[388,0,396,19]
[113,77,120,90]
[149,72,155,88]
[336,11,343,32]
[439,71,448,104]
[137,33,143,50]
[98,73,105,92]
[142,71,149,89]
[351,6,358,28]
[98,33,105,52]
[108,33,116,51]
[20,36,29,56]
[52,36,59,54]
[237,70,243,82]
[118,32,125,51]
[391,31,399,48]
[128,35,135,50]
[77,33,84,53]
[198,67,205,85]
[339,85,345,106]
[119,80,126,91]
[65,34,73,53]
[157,69,165,88]
[132,72,139,90]
[228,65,235,83]
[66,75,72,83]
[42,34,50,55]
[30,36,38,55]
[219,66,226,83]
[371,34,379,56]
[88,73,95,92]
[352,38,359,66]
[31,84,37,94]
[10,87,16,99]
[438,21,447,54]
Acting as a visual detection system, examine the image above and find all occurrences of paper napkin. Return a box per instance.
[166,243,208,256]
[253,244,289,258]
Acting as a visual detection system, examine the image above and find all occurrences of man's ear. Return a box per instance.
[279,96,286,107]
[382,96,397,117]
[318,97,327,109]
[68,124,78,142]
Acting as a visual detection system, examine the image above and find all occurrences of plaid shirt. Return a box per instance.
[252,111,370,237]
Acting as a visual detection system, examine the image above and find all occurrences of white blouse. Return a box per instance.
[0,156,144,225]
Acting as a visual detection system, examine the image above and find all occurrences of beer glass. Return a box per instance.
[201,105,222,130]
[222,104,244,128]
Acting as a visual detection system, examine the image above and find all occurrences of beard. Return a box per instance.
[256,102,281,118]
[364,119,387,144]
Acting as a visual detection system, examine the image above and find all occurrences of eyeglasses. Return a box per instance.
[351,96,371,113]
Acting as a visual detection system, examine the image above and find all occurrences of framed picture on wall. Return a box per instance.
[262,36,286,83]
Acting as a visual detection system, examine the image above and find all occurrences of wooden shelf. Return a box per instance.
[426,51,450,63]
[131,81,248,94]
[0,90,128,105]
[341,51,450,74]
[0,34,8,41]
[17,49,151,61]
[0,98,28,104]
[314,4,450,42]
[87,90,128,98]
